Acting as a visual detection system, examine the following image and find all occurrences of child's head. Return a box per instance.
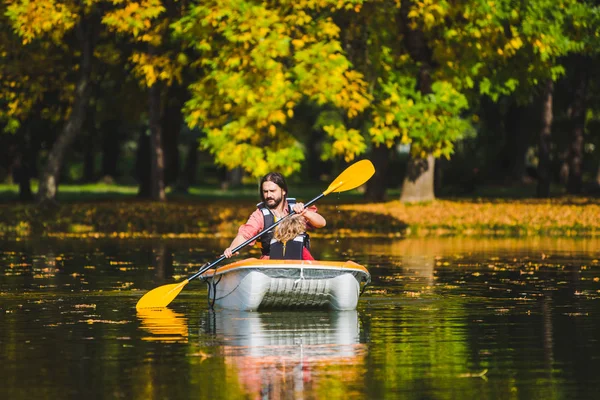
[274,214,306,243]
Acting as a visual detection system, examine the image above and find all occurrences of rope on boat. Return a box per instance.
[207,274,222,309]
[293,267,305,288]
[205,267,248,304]
[198,262,222,309]
[359,272,370,296]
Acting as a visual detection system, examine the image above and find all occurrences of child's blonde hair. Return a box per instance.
[274,214,306,243]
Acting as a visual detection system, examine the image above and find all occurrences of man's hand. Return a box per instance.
[292,202,306,215]
[223,247,239,258]
[292,202,326,228]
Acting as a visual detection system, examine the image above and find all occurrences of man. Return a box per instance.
[223,172,326,259]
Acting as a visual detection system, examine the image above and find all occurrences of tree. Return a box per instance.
[103,0,189,201]
[5,0,102,204]
[396,0,588,199]
[173,0,371,179]
[0,2,68,200]
[561,0,600,194]
[437,0,588,197]
[337,0,472,202]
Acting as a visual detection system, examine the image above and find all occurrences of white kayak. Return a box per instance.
[200,258,371,311]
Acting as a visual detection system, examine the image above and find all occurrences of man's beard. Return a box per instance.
[265,195,283,209]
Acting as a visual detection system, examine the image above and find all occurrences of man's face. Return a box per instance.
[262,181,285,209]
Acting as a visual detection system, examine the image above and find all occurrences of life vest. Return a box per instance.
[257,197,299,256]
[269,235,309,260]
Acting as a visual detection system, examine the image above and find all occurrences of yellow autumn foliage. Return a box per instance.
[176,0,370,178]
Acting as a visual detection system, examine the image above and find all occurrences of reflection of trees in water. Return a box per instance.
[336,236,600,261]
[202,310,366,399]
[538,263,599,394]
[151,242,174,281]
[347,237,599,398]
[342,238,437,294]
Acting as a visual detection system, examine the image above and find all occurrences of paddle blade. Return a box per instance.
[135,280,189,310]
[323,159,375,195]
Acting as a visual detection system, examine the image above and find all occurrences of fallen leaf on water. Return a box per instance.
[189,351,210,361]
[74,304,96,309]
[85,319,129,325]
[458,369,488,379]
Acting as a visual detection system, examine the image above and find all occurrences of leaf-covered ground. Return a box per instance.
[0,197,598,238]
[336,197,600,237]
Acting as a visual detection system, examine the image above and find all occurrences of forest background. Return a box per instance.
[0,0,599,238]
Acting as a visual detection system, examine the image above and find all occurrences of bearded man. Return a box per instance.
[223,172,326,259]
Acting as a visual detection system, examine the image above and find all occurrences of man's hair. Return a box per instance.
[274,214,306,243]
[259,172,288,202]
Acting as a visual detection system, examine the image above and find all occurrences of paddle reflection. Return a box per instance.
[204,310,366,399]
[137,308,189,343]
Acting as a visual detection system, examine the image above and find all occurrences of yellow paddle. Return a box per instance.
[135,159,376,309]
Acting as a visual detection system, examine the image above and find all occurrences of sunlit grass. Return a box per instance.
[0,182,138,200]
[0,182,368,202]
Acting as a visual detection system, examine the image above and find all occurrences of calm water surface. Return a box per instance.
[1,237,600,399]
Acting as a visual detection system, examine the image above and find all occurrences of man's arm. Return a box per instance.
[224,209,264,258]
[293,203,326,228]
[224,234,247,258]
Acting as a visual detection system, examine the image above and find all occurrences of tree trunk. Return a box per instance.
[400,153,435,203]
[12,122,34,202]
[13,151,34,202]
[223,167,243,190]
[161,85,185,187]
[566,63,587,194]
[176,136,198,192]
[148,81,166,201]
[504,102,535,183]
[37,17,94,205]
[398,0,436,202]
[18,172,33,201]
[537,79,554,198]
[185,137,198,185]
[136,128,152,197]
[83,122,96,183]
[365,145,392,201]
[101,120,120,179]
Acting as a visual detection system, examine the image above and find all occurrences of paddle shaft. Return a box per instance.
[186,192,326,282]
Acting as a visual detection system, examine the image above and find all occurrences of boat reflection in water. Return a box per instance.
[203,310,366,398]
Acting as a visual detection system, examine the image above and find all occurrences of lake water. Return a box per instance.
[1,237,600,399]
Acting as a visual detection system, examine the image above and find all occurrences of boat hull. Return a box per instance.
[201,259,370,311]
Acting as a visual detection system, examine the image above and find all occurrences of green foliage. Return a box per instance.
[0,0,184,137]
[1,0,600,200]
[321,124,366,162]
[173,0,370,177]
[102,0,185,88]
[369,75,471,158]
[419,0,592,100]
[0,1,71,133]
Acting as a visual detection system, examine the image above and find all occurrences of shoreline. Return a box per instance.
[1,197,598,239]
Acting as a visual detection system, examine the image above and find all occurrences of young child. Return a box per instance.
[269,214,314,260]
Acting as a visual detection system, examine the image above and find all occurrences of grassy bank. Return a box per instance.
[0,196,598,238]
